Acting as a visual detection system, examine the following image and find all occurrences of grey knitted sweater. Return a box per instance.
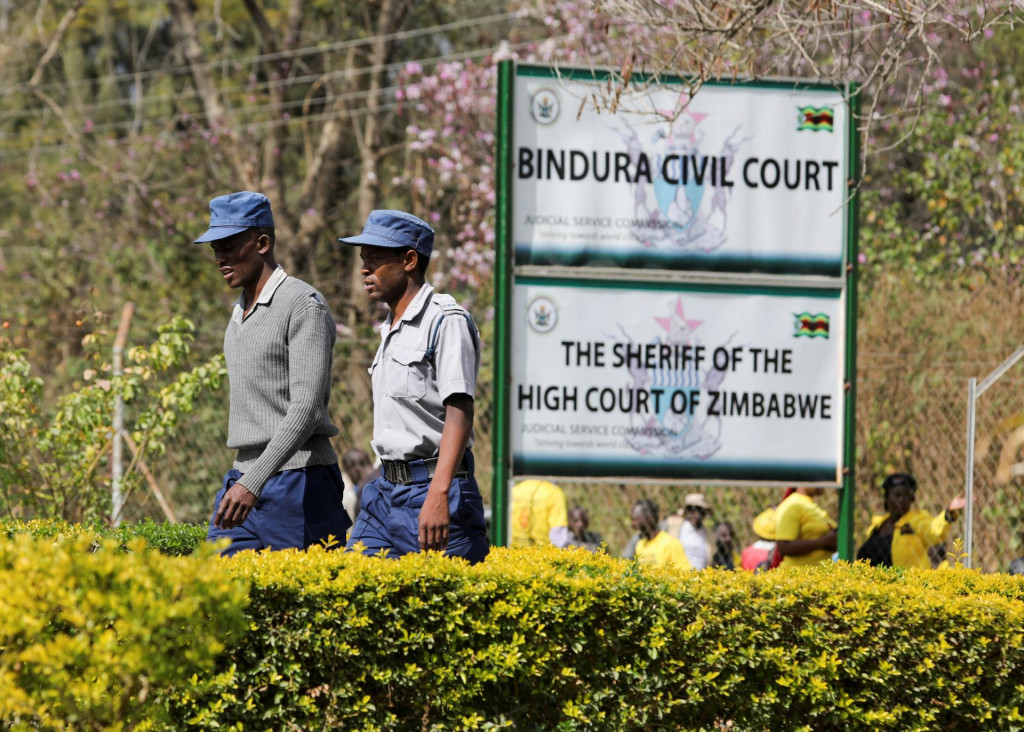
[224,268,339,496]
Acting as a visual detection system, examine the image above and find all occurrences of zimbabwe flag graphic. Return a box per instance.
[794,313,829,338]
[797,106,834,132]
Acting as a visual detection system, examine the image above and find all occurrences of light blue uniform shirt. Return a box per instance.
[369,283,479,462]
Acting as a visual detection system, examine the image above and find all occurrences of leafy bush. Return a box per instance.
[4,534,1021,730]
[0,530,247,730]
[163,545,1024,731]
[1,518,209,556]
[108,518,209,556]
[860,25,1024,284]
[0,318,226,522]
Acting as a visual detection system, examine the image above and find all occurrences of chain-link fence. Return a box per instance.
[122,341,1024,573]
[855,349,1024,573]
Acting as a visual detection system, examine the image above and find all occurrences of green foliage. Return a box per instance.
[0,318,226,522]
[0,529,247,731]
[1,518,209,557]
[157,545,1024,731]
[108,518,210,556]
[0,349,45,500]
[0,535,1022,729]
[0,0,512,389]
[860,25,1024,285]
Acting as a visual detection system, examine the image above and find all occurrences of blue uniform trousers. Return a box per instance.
[346,454,489,564]
[207,463,351,556]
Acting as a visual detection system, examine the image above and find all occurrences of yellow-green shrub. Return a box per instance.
[2,517,209,556]
[163,546,1024,731]
[0,531,247,731]
[4,529,1023,731]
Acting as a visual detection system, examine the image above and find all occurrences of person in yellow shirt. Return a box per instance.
[631,499,692,570]
[856,472,965,569]
[510,479,569,547]
[774,487,837,568]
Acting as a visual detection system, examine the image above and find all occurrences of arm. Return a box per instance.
[419,393,474,552]
[921,495,965,546]
[901,496,964,550]
[216,300,334,529]
[774,499,837,558]
[549,526,571,548]
[916,511,953,547]
[419,305,479,551]
[776,532,837,558]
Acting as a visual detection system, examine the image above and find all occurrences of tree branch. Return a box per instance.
[25,0,84,88]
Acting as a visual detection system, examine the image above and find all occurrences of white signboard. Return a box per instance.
[513,70,850,276]
[511,279,845,483]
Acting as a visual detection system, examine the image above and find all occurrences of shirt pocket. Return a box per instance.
[384,345,429,398]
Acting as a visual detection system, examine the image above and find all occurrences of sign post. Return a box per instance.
[493,62,859,554]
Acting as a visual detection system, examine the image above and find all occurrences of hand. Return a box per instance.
[418,486,451,552]
[947,495,967,513]
[214,482,257,529]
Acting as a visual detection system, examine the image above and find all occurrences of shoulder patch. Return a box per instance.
[298,289,330,316]
[431,293,464,313]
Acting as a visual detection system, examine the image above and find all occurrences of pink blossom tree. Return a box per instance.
[396,0,1021,299]
[393,0,640,311]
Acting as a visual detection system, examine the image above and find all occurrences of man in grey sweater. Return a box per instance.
[195,191,350,555]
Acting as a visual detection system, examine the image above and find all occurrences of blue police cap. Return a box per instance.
[194,191,275,243]
[337,209,433,259]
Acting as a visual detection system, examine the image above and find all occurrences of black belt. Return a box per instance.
[381,456,470,485]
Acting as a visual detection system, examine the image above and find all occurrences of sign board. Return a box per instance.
[513,68,850,275]
[492,62,859,549]
[512,279,844,482]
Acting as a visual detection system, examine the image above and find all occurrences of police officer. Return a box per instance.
[338,210,489,563]
[195,191,350,555]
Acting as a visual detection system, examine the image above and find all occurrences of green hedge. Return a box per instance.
[166,546,1024,731]
[0,530,246,730]
[2,518,208,556]
[2,525,1024,730]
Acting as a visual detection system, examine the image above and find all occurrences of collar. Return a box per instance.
[870,512,910,530]
[380,282,434,334]
[234,265,288,322]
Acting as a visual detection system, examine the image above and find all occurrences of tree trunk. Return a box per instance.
[165,0,257,190]
[346,0,410,328]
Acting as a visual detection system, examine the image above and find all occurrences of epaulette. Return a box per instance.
[425,294,477,363]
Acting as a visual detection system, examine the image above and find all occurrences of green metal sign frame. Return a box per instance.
[492,61,860,557]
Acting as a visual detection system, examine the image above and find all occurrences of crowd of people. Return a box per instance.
[507,473,996,573]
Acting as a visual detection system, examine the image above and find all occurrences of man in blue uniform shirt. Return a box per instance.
[338,210,489,563]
